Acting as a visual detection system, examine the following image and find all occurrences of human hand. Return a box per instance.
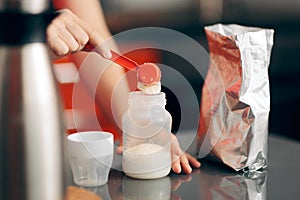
[116,133,201,174]
[171,134,201,174]
[47,9,111,59]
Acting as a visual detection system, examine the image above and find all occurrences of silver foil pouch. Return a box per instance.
[197,24,274,171]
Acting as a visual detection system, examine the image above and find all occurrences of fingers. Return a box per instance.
[171,134,201,174]
[57,25,81,52]
[172,152,201,174]
[47,10,83,56]
[180,153,192,174]
[180,153,202,174]
[63,19,88,51]
[186,153,201,169]
[171,134,183,173]
[116,145,123,155]
[67,9,111,58]
[172,152,192,174]
[47,9,111,59]
[172,154,182,174]
[47,35,69,57]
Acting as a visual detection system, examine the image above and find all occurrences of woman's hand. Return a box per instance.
[116,133,201,174]
[47,9,111,59]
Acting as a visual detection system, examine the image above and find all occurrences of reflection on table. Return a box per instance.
[74,163,266,200]
[67,134,300,200]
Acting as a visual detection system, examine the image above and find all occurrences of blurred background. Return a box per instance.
[100,0,300,141]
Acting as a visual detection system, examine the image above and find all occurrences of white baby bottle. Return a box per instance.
[122,91,172,179]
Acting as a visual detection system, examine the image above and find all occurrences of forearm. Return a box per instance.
[54,0,130,135]
[71,51,129,134]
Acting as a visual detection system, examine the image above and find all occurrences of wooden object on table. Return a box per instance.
[65,186,102,200]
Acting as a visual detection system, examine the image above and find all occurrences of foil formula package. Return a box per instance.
[197,24,274,171]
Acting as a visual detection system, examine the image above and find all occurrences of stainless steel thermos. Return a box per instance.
[0,0,66,199]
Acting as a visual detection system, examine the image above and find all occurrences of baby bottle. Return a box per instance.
[122,91,172,179]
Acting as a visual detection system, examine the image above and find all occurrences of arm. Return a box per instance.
[50,0,201,173]
[51,0,129,137]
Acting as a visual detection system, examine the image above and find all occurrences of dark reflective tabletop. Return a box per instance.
[68,133,300,200]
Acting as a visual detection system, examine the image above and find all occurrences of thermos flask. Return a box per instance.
[0,0,66,199]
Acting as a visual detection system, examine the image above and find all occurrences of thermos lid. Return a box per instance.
[0,0,50,13]
[0,0,56,44]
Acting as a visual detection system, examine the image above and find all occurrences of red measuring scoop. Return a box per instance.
[84,44,161,85]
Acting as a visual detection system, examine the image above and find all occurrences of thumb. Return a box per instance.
[88,32,112,59]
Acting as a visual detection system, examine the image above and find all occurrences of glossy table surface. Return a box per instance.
[67,132,300,200]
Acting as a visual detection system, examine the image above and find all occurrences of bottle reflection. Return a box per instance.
[122,176,171,200]
[82,173,172,200]
[105,169,191,200]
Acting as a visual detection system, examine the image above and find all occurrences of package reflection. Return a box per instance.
[199,169,267,200]
[82,172,172,200]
